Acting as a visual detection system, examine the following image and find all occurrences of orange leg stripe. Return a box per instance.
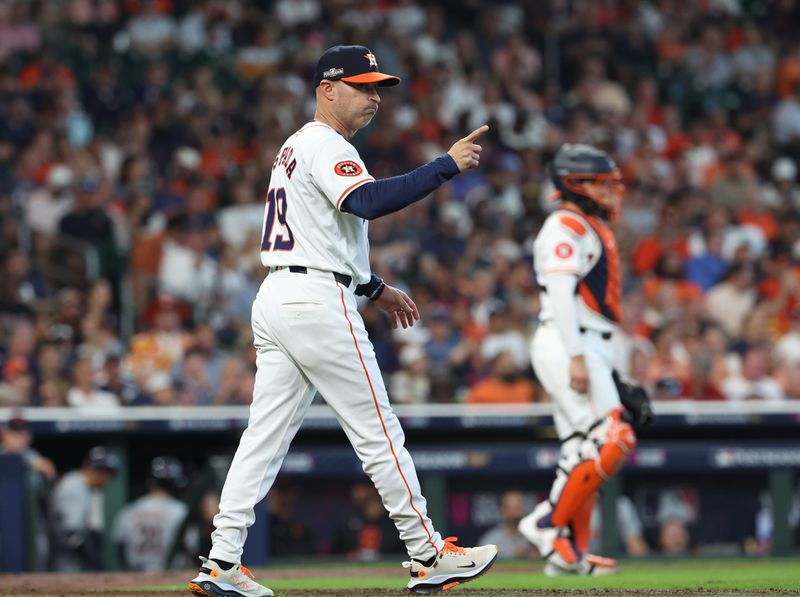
[337,283,436,551]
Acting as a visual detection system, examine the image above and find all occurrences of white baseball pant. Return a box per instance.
[210,267,444,563]
[531,321,623,503]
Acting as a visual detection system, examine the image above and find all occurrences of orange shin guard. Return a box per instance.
[551,460,603,527]
[552,411,636,528]
[571,492,597,554]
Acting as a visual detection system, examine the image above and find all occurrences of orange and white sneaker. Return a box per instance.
[520,501,617,577]
[188,556,273,597]
[585,553,619,575]
[543,529,588,576]
[543,537,619,577]
[404,536,498,594]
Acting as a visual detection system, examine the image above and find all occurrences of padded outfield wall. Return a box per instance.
[1,402,799,572]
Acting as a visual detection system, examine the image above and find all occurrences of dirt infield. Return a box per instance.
[0,569,181,596]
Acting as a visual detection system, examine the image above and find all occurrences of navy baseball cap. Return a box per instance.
[86,446,120,473]
[313,45,400,88]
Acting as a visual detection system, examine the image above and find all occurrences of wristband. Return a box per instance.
[355,274,384,298]
[369,281,386,302]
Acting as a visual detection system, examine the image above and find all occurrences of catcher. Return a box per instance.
[518,144,654,576]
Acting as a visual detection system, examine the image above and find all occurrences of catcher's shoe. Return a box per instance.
[518,500,557,557]
[519,501,616,576]
[544,551,619,577]
[188,556,273,597]
[585,553,619,575]
[542,529,589,576]
[404,536,498,594]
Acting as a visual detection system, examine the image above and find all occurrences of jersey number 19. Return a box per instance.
[261,187,295,252]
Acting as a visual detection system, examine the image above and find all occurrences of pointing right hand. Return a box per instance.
[447,125,489,172]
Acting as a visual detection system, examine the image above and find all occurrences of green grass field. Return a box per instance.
[146,559,800,596]
[3,559,799,596]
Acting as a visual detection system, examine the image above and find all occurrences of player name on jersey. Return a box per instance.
[273,145,297,179]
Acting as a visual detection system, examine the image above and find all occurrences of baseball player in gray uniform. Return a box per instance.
[50,446,119,571]
[189,45,498,597]
[112,457,189,571]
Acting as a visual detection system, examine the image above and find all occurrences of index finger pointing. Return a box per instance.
[463,124,489,142]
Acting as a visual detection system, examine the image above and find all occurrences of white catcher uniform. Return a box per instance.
[210,121,444,563]
[112,494,188,570]
[532,206,622,441]
[519,145,634,573]
[530,204,630,526]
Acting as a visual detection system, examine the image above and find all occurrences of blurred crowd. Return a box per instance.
[2,0,800,409]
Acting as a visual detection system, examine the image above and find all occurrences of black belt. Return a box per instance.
[579,327,612,340]
[276,265,352,287]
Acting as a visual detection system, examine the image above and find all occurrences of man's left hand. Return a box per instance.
[374,285,420,329]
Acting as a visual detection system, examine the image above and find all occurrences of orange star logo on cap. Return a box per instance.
[365,52,378,68]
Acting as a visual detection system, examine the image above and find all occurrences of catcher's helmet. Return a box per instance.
[550,144,624,220]
[150,456,187,492]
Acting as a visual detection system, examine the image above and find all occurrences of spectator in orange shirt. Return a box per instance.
[642,251,703,308]
[631,207,688,276]
[776,44,800,98]
[738,193,779,242]
[466,350,536,404]
[18,51,76,90]
[0,357,34,407]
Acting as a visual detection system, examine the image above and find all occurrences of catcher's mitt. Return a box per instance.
[612,370,655,426]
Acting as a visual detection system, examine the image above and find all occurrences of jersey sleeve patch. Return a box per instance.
[335,160,364,177]
[559,215,587,237]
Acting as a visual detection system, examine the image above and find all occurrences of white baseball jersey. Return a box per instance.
[534,207,621,334]
[112,494,188,571]
[260,121,375,284]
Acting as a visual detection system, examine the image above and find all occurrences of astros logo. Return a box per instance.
[555,242,574,259]
[365,51,378,67]
[335,160,363,177]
